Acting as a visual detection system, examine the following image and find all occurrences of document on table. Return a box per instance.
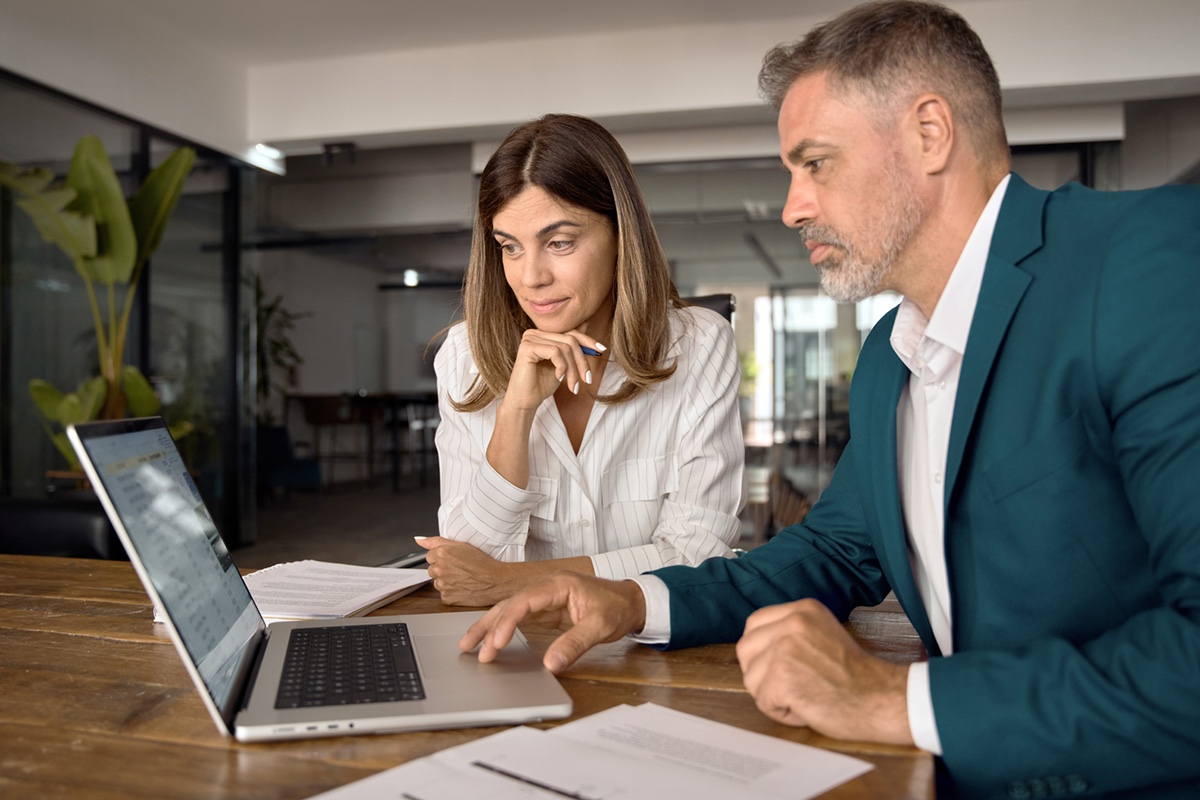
[152,560,430,623]
[306,702,873,800]
[243,560,430,620]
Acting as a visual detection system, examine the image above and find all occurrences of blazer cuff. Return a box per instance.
[907,661,944,756]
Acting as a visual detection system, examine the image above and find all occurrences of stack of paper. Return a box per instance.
[307,702,873,799]
[153,560,430,624]
[243,560,430,620]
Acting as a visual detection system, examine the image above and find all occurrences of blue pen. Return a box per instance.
[581,346,601,357]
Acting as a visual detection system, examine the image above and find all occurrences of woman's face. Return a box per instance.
[492,185,617,337]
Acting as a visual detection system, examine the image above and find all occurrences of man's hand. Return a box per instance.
[736,598,913,745]
[460,573,647,674]
[416,537,514,606]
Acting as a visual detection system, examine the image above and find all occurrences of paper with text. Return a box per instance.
[305,702,872,800]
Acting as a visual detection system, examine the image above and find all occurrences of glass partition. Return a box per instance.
[0,71,256,546]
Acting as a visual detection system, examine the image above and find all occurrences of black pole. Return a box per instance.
[222,164,246,545]
[0,188,13,495]
[134,129,152,373]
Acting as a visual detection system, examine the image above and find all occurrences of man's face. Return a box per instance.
[777,72,925,303]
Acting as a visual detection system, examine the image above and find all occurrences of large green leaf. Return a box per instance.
[54,393,86,426]
[66,135,137,285]
[129,147,196,266]
[49,432,80,471]
[76,375,108,421]
[168,420,195,442]
[0,167,96,264]
[28,379,66,422]
[121,365,161,416]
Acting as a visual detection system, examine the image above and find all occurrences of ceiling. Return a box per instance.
[110,0,881,66]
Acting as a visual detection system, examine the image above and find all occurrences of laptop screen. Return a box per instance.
[71,419,261,723]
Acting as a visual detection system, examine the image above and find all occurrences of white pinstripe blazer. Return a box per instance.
[433,305,746,579]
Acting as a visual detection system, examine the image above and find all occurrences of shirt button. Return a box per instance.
[938,380,947,391]
[933,472,943,484]
[581,519,591,527]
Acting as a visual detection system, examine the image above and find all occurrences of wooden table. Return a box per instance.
[0,554,933,799]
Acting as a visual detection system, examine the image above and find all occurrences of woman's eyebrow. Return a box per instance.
[492,220,583,240]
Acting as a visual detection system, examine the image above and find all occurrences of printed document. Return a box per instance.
[306,702,873,800]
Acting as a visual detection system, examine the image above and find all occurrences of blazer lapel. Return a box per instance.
[944,175,1044,506]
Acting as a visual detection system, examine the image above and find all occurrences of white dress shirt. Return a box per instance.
[434,305,745,579]
[634,175,1011,756]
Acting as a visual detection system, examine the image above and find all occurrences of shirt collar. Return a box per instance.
[890,174,1011,371]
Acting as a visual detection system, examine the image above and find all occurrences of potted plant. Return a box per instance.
[253,274,309,427]
[0,135,196,469]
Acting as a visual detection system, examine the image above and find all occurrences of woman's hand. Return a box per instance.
[416,537,597,608]
[503,328,605,411]
[416,537,516,607]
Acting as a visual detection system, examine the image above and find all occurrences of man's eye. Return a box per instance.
[805,158,825,173]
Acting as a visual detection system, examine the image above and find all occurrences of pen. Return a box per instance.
[581,346,601,357]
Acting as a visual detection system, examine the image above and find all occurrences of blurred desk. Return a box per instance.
[0,555,932,799]
[287,392,438,491]
[351,392,439,492]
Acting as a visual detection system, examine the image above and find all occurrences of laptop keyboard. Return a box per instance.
[275,622,425,709]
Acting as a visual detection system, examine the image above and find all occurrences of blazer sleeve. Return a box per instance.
[652,436,892,649]
[929,186,1200,798]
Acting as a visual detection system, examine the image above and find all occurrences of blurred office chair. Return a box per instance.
[683,293,736,323]
[294,393,376,485]
[256,425,322,502]
[380,398,439,492]
[0,497,127,560]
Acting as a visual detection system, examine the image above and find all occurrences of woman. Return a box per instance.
[418,114,744,606]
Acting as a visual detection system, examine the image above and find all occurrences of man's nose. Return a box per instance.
[782,178,817,230]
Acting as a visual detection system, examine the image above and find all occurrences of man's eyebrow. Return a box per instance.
[492,220,583,239]
[785,139,829,164]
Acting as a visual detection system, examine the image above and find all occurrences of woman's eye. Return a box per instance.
[548,239,573,251]
[498,242,520,256]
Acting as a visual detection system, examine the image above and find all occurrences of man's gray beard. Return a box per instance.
[804,162,924,304]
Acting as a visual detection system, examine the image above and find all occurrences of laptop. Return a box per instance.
[67,416,572,742]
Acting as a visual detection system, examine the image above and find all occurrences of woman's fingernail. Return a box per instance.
[585,370,592,385]
[557,372,564,382]
[593,342,607,352]
[572,381,580,395]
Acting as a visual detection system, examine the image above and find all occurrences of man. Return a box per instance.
[459,2,1200,797]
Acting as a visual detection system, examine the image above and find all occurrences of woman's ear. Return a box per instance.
[911,93,954,175]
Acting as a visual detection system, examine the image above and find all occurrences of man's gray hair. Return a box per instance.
[759,0,1007,160]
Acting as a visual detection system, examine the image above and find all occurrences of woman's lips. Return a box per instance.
[527,298,568,315]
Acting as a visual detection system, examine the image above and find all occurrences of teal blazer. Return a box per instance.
[651,174,1200,799]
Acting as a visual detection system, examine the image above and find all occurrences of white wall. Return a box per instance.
[383,289,462,393]
[258,250,384,396]
[6,0,1199,168]
[247,0,1200,156]
[0,0,278,170]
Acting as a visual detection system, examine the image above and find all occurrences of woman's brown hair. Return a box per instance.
[452,114,682,412]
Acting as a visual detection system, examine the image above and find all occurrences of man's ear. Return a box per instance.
[911,93,953,175]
